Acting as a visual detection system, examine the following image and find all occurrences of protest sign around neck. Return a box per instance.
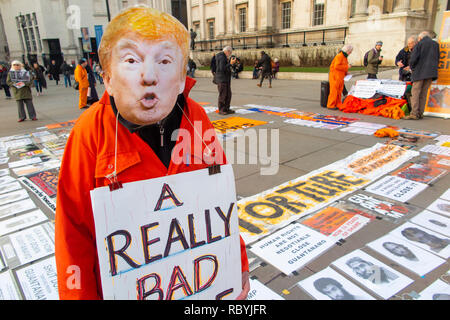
[90,164,241,300]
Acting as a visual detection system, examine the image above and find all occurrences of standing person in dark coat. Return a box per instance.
[190,28,197,50]
[48,60,60,85]
[256,51,272,88]
[0,64,12,99]
[60,61,73,88]
[31,62,47,96]
[85,64,99,105]
[395,36,417,82]
[214,46,237,115]
[404,31,440,120]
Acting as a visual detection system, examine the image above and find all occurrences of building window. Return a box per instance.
[16,13,41,53]
[208,20,215,39]
[313,0,325,26]
[281,2,291,29]
[239,7,247,32]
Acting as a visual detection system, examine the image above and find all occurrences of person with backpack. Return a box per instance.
[364,41,383,79]
[327,44,353,109]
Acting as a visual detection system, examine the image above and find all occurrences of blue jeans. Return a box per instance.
[64,74,72,88]
[34,80,42,93]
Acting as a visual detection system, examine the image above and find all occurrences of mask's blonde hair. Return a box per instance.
[99,5,189,76]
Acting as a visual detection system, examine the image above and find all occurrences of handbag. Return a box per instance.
[73,81,79,90]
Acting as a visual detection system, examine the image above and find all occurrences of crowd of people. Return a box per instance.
[326,30,439,121]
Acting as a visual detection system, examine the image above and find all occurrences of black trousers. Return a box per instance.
[217,82,232,112]
[17,99,36,120]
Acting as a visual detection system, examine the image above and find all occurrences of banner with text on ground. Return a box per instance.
[90,164,241,300]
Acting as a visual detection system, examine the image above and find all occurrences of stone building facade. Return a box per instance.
[0,0,183,66]
[188,0,449,66]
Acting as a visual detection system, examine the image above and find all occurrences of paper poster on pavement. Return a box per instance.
[439,189,450,201]
[416,280,450,300]
[0,182,22,195]
[249,223,335,275]
[15,256,58,300]
[344,192,420,223]
[0,224,55,269]
[410,210,450,237]
[391,162,448,185]
[420,144,450,156]
[0,271,22,300]
[0,198,36,220]
[331,249,414,300]
[366,233,446,277]
[0,189,29,207]
[365,175,428,203]
[389,222,450,259]
[247,279,284,300]
[426,198,450,217]
[297,267,376,300]
[0,209,48,236]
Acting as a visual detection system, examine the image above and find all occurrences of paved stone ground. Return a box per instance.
[0,69,448,300]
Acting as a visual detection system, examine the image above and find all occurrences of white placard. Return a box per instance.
[0,198,36,220]
[0,182,22,195]
[8,157,42,169]
[250,223,335,275]
[331,249,414,300]
[11,159,60,177]
[378,81,406,98]
[348,122,387,130]
[417,279,450,300]
[0,210,48,236]
[0,189,29,207]
[366,233,446,277]
[426,198,450,217]
[435,135,450,142]
[389,222,450,259]
[0,271,21,300]
[410,210,450,237]
[0,169,9,177]
[2,138,33,150]
[298,267,376,300]
[90,164,241,300]
[16,256,59,300]
[0,224,55,268]
[350,80,381,99]
[0,176,16,187]
[339,126,378,135]
[247,278,284,300]
[420,145,450,157]
[344,74,352,82]
[365,175,428,203]
[440,189,450,201]
[243,104,297,113]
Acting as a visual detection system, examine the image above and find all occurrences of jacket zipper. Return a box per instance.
[158,121,164,147]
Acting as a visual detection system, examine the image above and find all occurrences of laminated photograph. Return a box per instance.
[247,279,284,300]
[389,222,450,258]
[410,210,450,237]
[298,267,376,300]
[0,209,48,236]
[331,249,414,299]
[426,198,450,217]
[416,279,450,300]
[366,233,446,277]
[0,189,29,207]
[0,198,36,220]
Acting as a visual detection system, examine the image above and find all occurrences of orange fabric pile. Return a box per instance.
[374,128,399,138]
[339,95,406,120]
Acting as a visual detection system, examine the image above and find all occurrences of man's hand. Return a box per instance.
[236,271,250,300]
[379,56,384,61]
[348,64,352,69]
[230,57,237,65]
[397,61,404,68]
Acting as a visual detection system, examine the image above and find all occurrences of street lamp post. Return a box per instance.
[105,0,111,22]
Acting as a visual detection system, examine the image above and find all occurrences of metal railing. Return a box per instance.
[194,27,348,51]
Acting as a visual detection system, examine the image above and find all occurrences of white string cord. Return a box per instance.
[105,109,120,184]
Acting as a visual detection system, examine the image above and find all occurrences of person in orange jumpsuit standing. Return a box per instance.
[55,6,249,300]
[327,44,353,109]
[74,58,89,109]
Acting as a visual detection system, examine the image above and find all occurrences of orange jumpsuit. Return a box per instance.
[74,65,89,109]
[55,77,249,299]
[327,51,349,109]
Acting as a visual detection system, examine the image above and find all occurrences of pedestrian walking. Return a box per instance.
[404,31,440,120]
[6,60,37,122]
[31,62,47,96]
[48,60,61,85]
[214,46,237,114]
[85,63,99,105]
[74,58,90,109]
[0,64,12,99]
[256,51,272,88]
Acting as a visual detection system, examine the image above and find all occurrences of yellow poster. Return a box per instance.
[425,10,450,118]
[211,117,267,134]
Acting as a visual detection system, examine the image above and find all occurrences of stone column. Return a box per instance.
[393,0,411,12]
[199,0,205,40]
[186,0,192,29]
[354,0,369,17]
[248,0,257,32]
[217,0,226,36]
